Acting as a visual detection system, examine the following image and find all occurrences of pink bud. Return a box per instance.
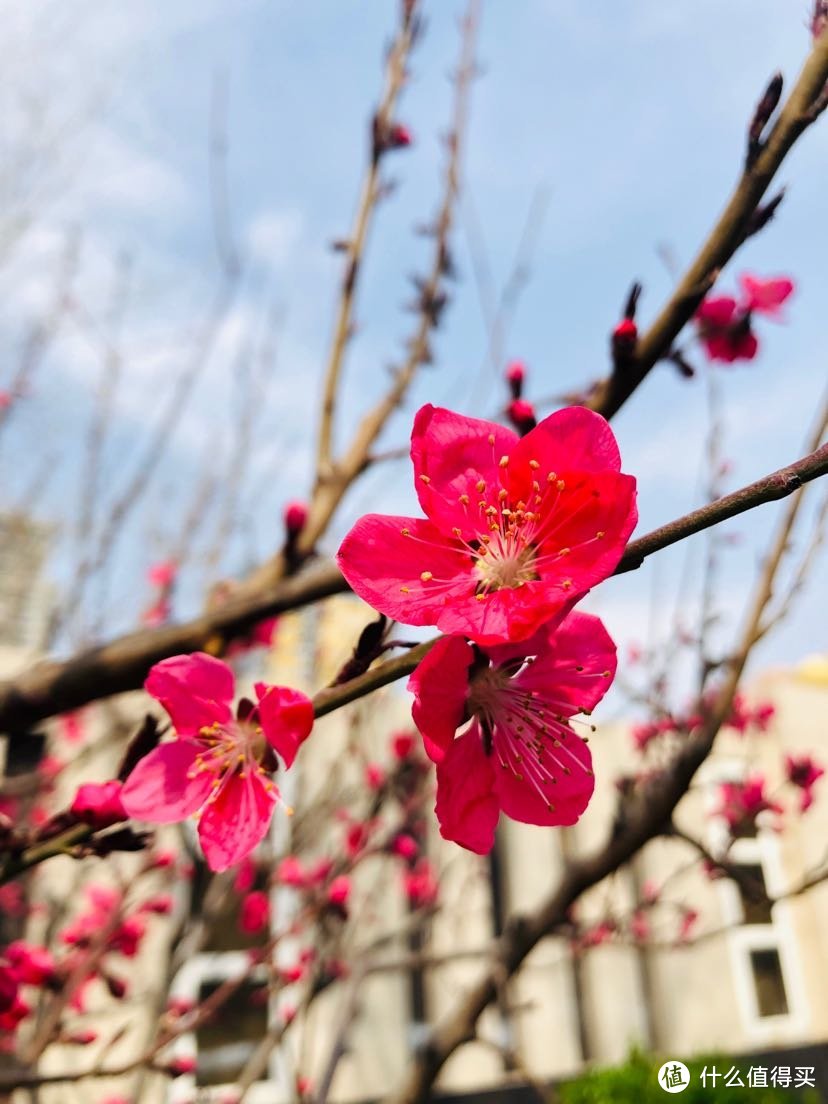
[149,849,177,870]
[239,891,270,935]
[364,762,386,790]
[140,895,174,916]
[388,123,412,148]
[327,875,351,909]
[505,360,525,386]
[66,1029,98,1044]
[277,855,308,888]
[70,781,127,830]
[168,1055,197,1077]
[506,397,537,435]
[284,500,309,537]
[391,732,415,761]
[391,834,419,860]
[147,560,177,589]
[612,317,638,345]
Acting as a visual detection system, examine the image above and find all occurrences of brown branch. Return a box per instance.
[587,29,828,420]
[1,440,825,734]
[316,2,420,477]
[0,559,345,733]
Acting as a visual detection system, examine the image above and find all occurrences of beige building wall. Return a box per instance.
[4,584,828,1103]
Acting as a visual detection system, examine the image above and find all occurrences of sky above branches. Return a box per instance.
[0,0,824,705]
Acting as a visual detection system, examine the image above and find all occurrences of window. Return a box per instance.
[749,949,789,1018]
[195,977,269,1087]
[732,862,773,925]
[705,762,806,1037]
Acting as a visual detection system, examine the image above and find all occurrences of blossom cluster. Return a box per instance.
[696,273,793,364]
[337,399,638,851]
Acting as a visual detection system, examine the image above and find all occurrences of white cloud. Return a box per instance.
[245,209,305,271]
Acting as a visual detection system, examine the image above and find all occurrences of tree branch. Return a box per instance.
[587,28,828,419]
[0,440,825,734]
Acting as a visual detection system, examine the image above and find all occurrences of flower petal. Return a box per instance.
[121,742,213,824]
[411,404,518,538]
[510,611,617,716]
[197,770,277,872]
[253,684,314,768]
[738,273,794,316]
[510,406,623,481]
[408,636,474,762]
[493,731,594,827]
[145,653,234,737]
[535,470,638,588]
[434,726,500,854]
[337,514,475,625]
[696,295,737,327]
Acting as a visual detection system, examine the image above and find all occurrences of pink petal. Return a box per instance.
[336,514,475,625]
[121,742,213,823]
[433,583,569,647]
[145,653,234,737]
[738,273,794,316]
[408,636,474,762]
[197,770,276,872]
[510,611,617,715]
[253,684,314,768]
[510,407,623,483]
[696,295,737,327]
[494,733,594,827]
[411,404,518,538]
[434,726,500,854]
[535,470,638,590]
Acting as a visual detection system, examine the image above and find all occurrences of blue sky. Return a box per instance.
[0,0,824,704]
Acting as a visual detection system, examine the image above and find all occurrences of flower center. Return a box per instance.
[474,538,537,590]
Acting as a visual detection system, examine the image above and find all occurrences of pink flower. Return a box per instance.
[277,855,308,888]
[630,910,650,942]
[404,860,439,907]
[59,711,86,745]
[365,762,386,789]
[148,560,178,589]
[168,1055,197,1077]
[679,907,699,942]
[142,597,171,627]
[408,611,616,853]
[579,920,615,949]
[391,834,419,860]
[140,894,174,916]
[70,780,127,829]
[66,1028,98,1044]
[327,875,351,909]
[121,653,314,872]
[738,273,793,318]
[716,774,783,831]
[785,753,825,812]
[696,297,758,363]
[337,404,637,646]
[239,891,270,934]
[3,941,56,985]
[392,732,415,760]
[696,274,794,364]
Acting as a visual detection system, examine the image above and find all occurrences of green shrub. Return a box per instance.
[557,1049,820,1104]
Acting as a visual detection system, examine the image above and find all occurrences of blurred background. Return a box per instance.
[1,3,827,1102]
